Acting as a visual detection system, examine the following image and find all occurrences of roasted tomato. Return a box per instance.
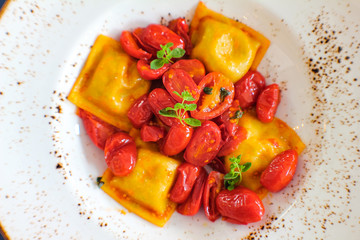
[140,124,166,142]
[148,88,188,127]
[234,70,265,109]
[168,18,192,54]
[184,121,222,166]
[203,171,224,222]
[161,124,193,156]
[120,31,152,60]
[217,126,247,157]
[162,68,200,103]
[127,94,153,129]
[216,186,265,224]
[191,72,234,120]
[79,108,118,150]
[177,168,207,216]
[137,59,171,80]
[256,83,280,123]
[170,59,205,84]
[169,163,203,203]
[260,149,298,192]
[208,157,227,174]
[215,99,243,140]
[104,132,137,176]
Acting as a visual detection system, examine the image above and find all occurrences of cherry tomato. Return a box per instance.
[137,59,171,80]
[216,186,265,224]
[127,94,153,129]
[177,168,207,216]
[170,59,205,84]
[79,108,118,150]
[256,84,280,123]
[203,171,224,222]
[217,126,247,157]
[234,70,265,109]
[120,31,152,60]
[148,88,188,127]
[162,68,200,103]
[208,157,226,174]
[140,124,166,142]
[169,163,203,203]
[161,124,193,156]
[132,27,157,55]
[104,132,137,176]
[215,100,243,140]
[184,121,222,166]
[168,18,192,55]
[260,149,298,192]
[191,72,234,120]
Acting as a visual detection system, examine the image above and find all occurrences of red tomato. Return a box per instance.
[132,27,157,55]
[169,163,203,203]
[216,186,265,224]
[260,149,298,192]
[191,72,234,120]
[203,171,224,222]
[177,168,207,216]
[161,124,193,156]
[234,70,265,109]
[137,59,171,80]
[148,88,188,127]
[120,31,152,60]
[168,18,192,55]
[208,157,226,174]
[170,59,205,84]
[104,132,137,176]
[140,124,166,142]
[215,100,243,140]
[184,121,222,166]
[217,126,247,157]
[256,83,280,123]
[127,94,153,129]
[79,108,118,150]
[162,68,200,103]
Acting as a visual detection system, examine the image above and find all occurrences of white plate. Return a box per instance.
[1,0,359,239]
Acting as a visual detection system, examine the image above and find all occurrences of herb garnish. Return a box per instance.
[230,110,243,120]
[150,42,186,69]
[158,90,201,127]
[224,155,251,191]
[220,87,231,102]
[203,87,213,95]
[96,177,104,188]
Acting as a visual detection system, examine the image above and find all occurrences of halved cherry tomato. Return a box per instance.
[162,68,200,103]
[203,171,224,222]
[184,121,222,166]
[170,59,205,84]
[168,18,192,55]
[169,163,202,203]
[217,126,247,157]
[215,100,243,140]
[208,157,226,174]
[234,70,265,109]
[148,88,188,127]
[137,59,171,80]
[161,124,193,156]
[177,168,207,216]
[256,83,280,123]
[260,149,298,192]
[216,186,265,224]
[140,124,166,142]
[132,27,157,55]
[79,108,118,150]
[104,132,137,176]
[191,72,234,120]
[127,94,153,129]
[120,31,152,60]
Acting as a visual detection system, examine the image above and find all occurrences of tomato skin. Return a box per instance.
[162,68,200,103]
[79,108,118,150]
[161,124,193,156]
[140,124,166,142]
[216,186,265,224]
[191,72,234,120]
[148,88,188,127]
[137,59,171,80]
[234,70,265,109]
[168,18,192,55]
[104,132,137,176]
[218,126,248,157]
[208,157,226,174]
[120,31,152,60]
[260,149,298,192]
[184,121,222,167]
[169,163,203,203]
[127,94,153,129]
[170,59,205,84]
[215,99,243,140]
[203,171,224,222]
[256,83,280,123]
[177,168,207,216]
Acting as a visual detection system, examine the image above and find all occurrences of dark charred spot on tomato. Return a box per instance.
[96,177,105,188]
[220,87,231,102]
[203,87,213,95]
[230,110,243,120]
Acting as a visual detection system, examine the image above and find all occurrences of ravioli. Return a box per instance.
[67,34,151,131]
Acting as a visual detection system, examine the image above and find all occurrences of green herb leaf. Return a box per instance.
[159,109,177,117]
[220,87,231,102]
[96,177,104,188]
[184,118,202,127]
[223,155,252,191]
[150,42,185,70]
[173,91,182,99]
[164,42,174,49]
[181,91,195,101]
[174,103,183,110]
[184,103,197,111]
[241,162,252,172]
[203,87,213,95]
[171,48,186,58]
[230,110,243,120]
[150,58,166,70]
